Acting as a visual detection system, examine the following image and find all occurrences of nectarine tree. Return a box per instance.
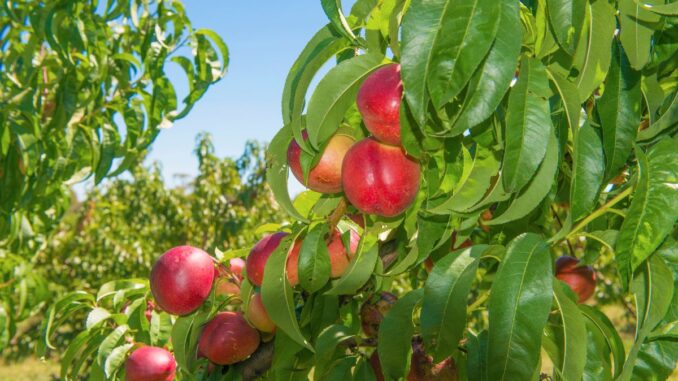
[41,0,678,380]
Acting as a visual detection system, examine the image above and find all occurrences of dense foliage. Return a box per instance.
[0,0,227,356]
[28,0,678,380]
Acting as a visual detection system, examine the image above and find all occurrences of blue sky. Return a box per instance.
[145,1,353,194]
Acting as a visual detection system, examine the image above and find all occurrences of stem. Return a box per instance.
[469,292,490,312]
[566,187,633,240]
[327,197,348,231]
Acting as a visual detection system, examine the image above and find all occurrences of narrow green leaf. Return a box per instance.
[325,234,378,295]
[378,289,424,380]
[487,128,558,225]
[632,340,678,380]
[421,246,483,361]
[579,305,626,378]
[97,325,128,370]
[466,331,489,381]
[619,0,663,70]
[637,91,678,141]
[426,0,501,109]
[104,343,133,378]
[637,0,678,15]
[94,124,120,184]
[547,0,585,54]
[306,53,386,149]
[546,69,581,131]
[171,310,210,373]
[262,233,313,351]
[570,121,605,221]
[572,0,616,102]
[452,0,522,134]
[616,139,678,286]
[298,223,332,293]
[598,40,642,181]
[266,126,308,222]
[502,57,552,193]
[321,0,359,43]
[551,281,587,381]
[487,233,553,381]
[582,319,613,381]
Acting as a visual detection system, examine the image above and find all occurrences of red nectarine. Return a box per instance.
[246,232,288,287]
[246,292,276,333]
[555,256,596,303]
[125,346,176,381]
[287,131,354,194]
[198,312,260,365]
[360,292,397,338]
[150,246,214,316]
[342,138,420,217]
[357,64,403,146]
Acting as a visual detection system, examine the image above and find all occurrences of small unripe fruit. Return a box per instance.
[357,64,403,146]
[361,292,398,337]
[342,138,420,217]
[286,229,360,287]
[287,131,355,194]
[246,292,276,333]
[150,246,214,316]
[246,232,288,287]
[125,346,176,381]
[198,312,260,365]
[555,256,596,303]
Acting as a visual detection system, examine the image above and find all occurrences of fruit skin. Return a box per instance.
[285,229,360,287]
[342,138,420,217]
[246,292,276,333]
[246,232,288,287]
[214,258,246,297]
[150,246,215,316]
[198,312,260,365]
[287,131,355,194]
[361,292,398,338]
[125,346,176,381]
[555,256,596,303]
[357,64,403,146]
[369,338,458,381]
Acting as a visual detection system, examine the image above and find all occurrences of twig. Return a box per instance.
[327,197,348,231]
[566,187,633,240]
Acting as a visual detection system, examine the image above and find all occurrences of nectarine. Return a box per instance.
[555,256,596,303]
[246,292,276,333]
[360,292,397,338]
[198,312,260,365]
[287,131,354,194]
[246,232,288,287]
[342,138,420,217]
[150,246,214,316]
[125,346,176,381]
[357,64,403,146]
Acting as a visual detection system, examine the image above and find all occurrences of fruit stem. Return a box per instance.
[327,197,348,231]
[565,186,633,240]
[468,291,490,312]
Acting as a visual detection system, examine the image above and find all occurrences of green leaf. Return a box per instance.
[620,255,674,381]
[637,0,678,16]
[486,128,558,225]
[104,343,133,379]
[321,0,359,43]
[377,289,423,380]
[262,233,313,351]
[171,310,211,374]
[551,281,587,381]
[452,0,522,134]
[325,233,378,295]
[425,0,501,109]
[306,53,386,149]
[314,325,354,379]
[619,0,663,70]
[421,246,483,361]
[502,56,552,193]
[572,0,616,102]
[298,223,332,293]
[598,40,642,181]
[466,331,489,381]
[570,121,605,221]
[616,139,678,286]
[94,124,121,184]
[547,0,585,54]
[429,144,500,214]
[582,318,613,381]
[281,25,349,149]
[487,233,553,381]
[150,311,172,347]
[632,340,678,380]
[637,91,678,142]
[97,325,128,370]
[546,69,581,132]
[579,305,626,378]
[266,126,308,222]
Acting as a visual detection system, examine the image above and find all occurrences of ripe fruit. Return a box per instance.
[214,258,246,297]
[125,346,176,381]
[285,229,360,287]
[150,246,214,316]
[342,138,420,217]
[360,292,398,337]
[555,256,596,303]
[246,232,288,287]
[369,338,458,381]
[228,257,245,279]
[287,131,355,194]
[246,292,276,333]
[198,312,260,365]
[357,64,403,146]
